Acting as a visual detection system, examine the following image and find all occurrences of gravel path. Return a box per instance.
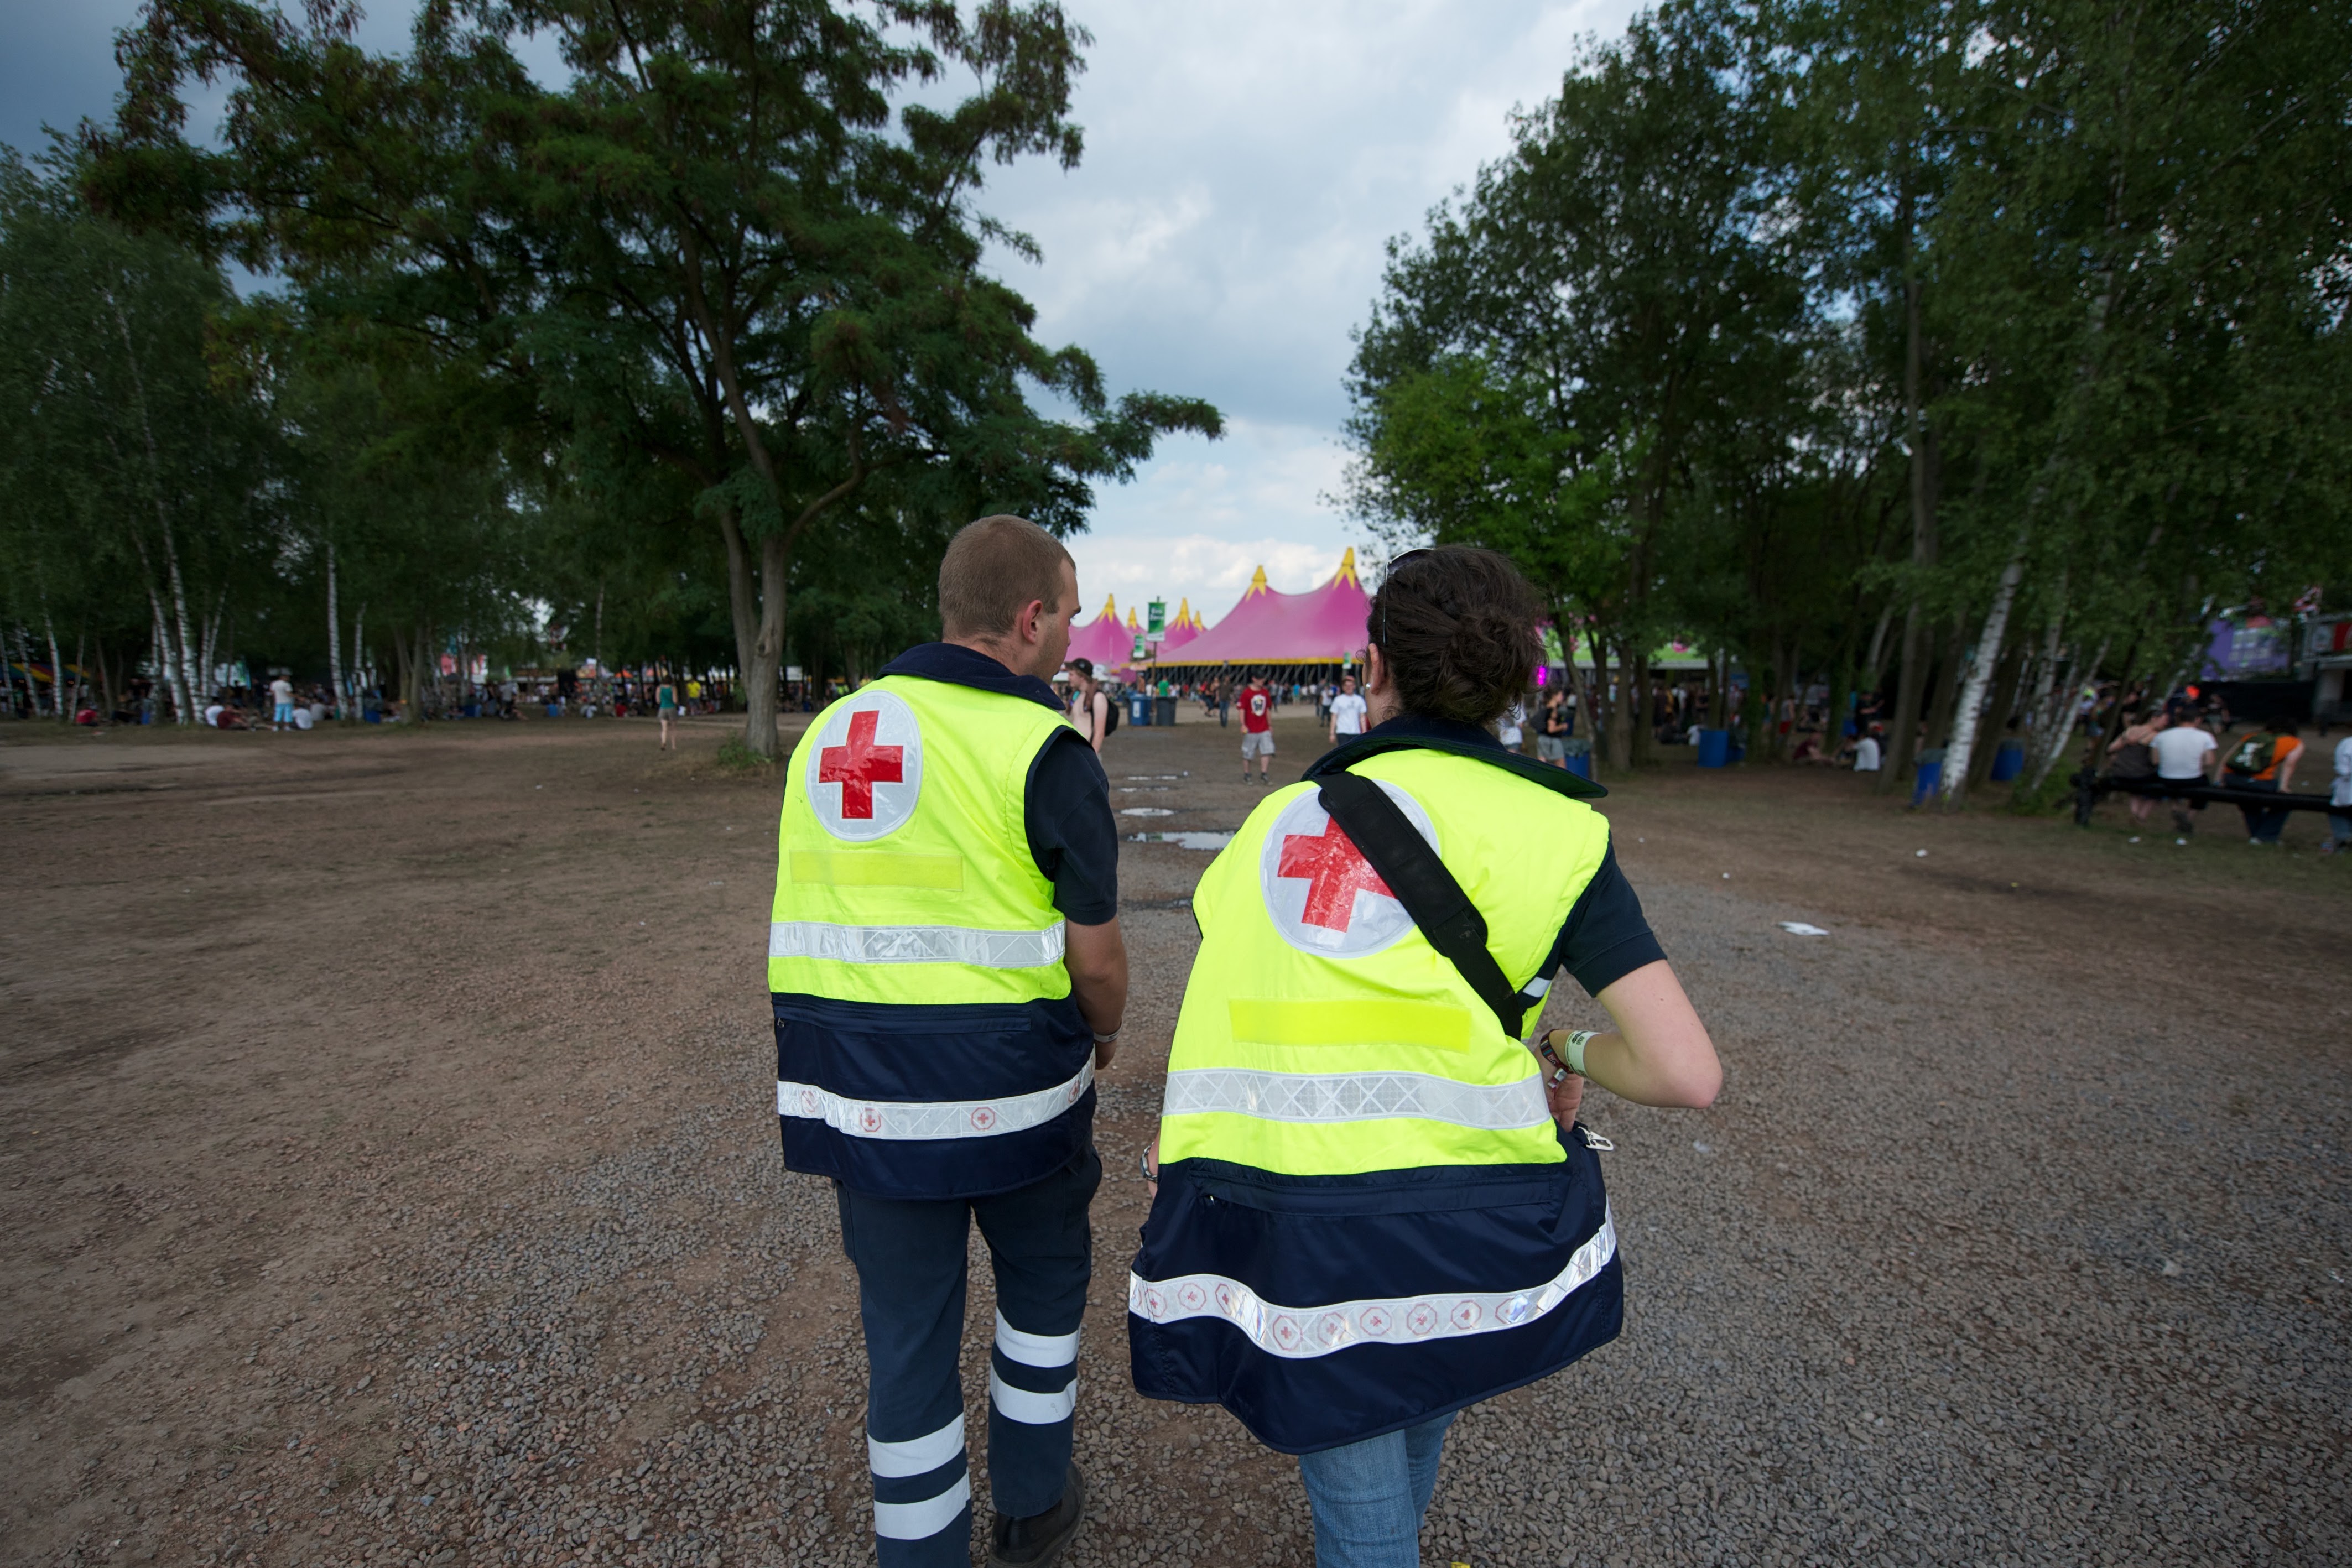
[2,713,2344,1566]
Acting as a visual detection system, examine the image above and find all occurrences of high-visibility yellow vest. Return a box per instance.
[771,675,1074,1005]
[1130,737,1623,1453]
[1157,747,1608,1177]
[769,673,1095,1199]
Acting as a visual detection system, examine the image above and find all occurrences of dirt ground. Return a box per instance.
[2,707,2345,1568]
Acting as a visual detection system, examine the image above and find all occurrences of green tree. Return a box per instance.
[98,0,1221,756]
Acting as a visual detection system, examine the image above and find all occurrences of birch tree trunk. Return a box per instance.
[1940,533,2029,805]
[44,609,66,720]
[326,543,347,721]
[2026,637,2109,795]
[350,605,366,715]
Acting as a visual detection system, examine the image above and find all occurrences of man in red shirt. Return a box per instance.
[1240,675,1276,783]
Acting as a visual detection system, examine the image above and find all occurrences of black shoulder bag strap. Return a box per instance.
[1315,769,1546,1040]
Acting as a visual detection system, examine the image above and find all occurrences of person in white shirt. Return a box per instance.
[1326,674,1368,742]
[268,675,296,731]
[1853,726,1883,772]
[2148,708,2220,840]
[2324,734,2352,855]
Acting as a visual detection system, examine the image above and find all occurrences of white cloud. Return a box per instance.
[978,1,1644,618]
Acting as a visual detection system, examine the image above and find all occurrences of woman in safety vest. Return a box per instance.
[1129,545,1721,1567]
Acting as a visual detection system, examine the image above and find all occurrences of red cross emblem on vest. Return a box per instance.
[818,709,903,820]
[1276,819,1393,931]
[805,690,922,841]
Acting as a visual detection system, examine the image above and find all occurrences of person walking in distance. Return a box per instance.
[1537,687,1571,768]
[1241,674,1277,783]
[769,515,1126,1568]
[655,676,681,752]
[1066,658,1110,757]
[1129,547,1720,1568]
[2149,704,2219,842]
[268,672,296,732]
[1327,673,1368,746]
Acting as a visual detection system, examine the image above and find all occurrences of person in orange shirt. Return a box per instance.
[2225,717,2303,845]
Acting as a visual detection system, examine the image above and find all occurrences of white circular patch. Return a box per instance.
[804,690,923,842]
[1257,780,1438,958]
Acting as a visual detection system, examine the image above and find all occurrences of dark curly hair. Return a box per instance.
[1367,546,1542,726]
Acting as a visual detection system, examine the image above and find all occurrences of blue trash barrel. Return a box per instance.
[1912,758,1943,806]
[1989,739,2025,782]
[1695,728,1731,769]
[462,702,481,719]
[1129,692,1152,727]
[546,702,563,718]
[1565,751,1593,780]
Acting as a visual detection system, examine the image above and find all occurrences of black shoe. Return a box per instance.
[988,1461,1085,1567]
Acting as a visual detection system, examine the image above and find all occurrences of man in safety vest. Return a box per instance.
[770,514,1127,1568]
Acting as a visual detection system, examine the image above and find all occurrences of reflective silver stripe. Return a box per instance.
[768,919,1065,968]
[867,1413,963,1479]
[995,1311,1079,1369]
[1161,1066,1548,1132]
[988,1365,1076,1425]
[872,1473,971,1540]
[776,1059,1093,1142]
[1128,1208,1617,1361]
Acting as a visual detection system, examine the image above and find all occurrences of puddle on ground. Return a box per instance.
[1116,786,1172,793]
[1128,831,1235,850]
[1123,773,1190,780]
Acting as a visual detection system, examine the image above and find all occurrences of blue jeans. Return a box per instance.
[1295,1410,1457,1568]
[2236,776,2286,842]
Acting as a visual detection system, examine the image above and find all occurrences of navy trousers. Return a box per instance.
[836,1143,1100,1567]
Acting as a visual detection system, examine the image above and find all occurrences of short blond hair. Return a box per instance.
[938,515,1073,639]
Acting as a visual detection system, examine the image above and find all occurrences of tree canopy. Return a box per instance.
[6,0,1220,746]
[1343,0,2352,799]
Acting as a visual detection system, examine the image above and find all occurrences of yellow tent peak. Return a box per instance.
[1126,607,1141,629]
[1174,597,1193,626]
[1097,593,1117,621]
[1247,564,1269,596]
[1335,546,1359,585]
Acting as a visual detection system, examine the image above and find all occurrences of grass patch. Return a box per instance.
[712,733,781,774]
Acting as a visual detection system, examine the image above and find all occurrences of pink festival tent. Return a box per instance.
[1066,595,1137,673]
[1158,598,1206,655]
[1162,550,1371,668]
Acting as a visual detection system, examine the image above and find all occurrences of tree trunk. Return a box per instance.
[742,533,790,758]
[326,543,347,721]
[1880,605,1928,791]
[1602,640,1633,775]
[1966,634,2027,791]
[350,604,367,715]
[2025,636,2109,795]
[1629,649,1653,767]
[44,608,66,721]
[1942,536,2028,806]
[1922,615,1967,753]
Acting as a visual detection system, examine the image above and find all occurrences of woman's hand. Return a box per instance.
[1544,1067,1585,1132]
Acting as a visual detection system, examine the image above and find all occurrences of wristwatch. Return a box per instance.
[1535,1029,1595,1085]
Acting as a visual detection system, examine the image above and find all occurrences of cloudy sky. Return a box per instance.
[2,1,1642,628]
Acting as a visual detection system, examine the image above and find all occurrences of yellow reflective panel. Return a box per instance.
[791,851,966,890]
[1227,998,1471,1054]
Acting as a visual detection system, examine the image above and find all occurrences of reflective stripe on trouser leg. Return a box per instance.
[868,1413,972,1554]
[988,1308,1078,1523]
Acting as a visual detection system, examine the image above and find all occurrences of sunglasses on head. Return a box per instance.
[1378,548,1434,650]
